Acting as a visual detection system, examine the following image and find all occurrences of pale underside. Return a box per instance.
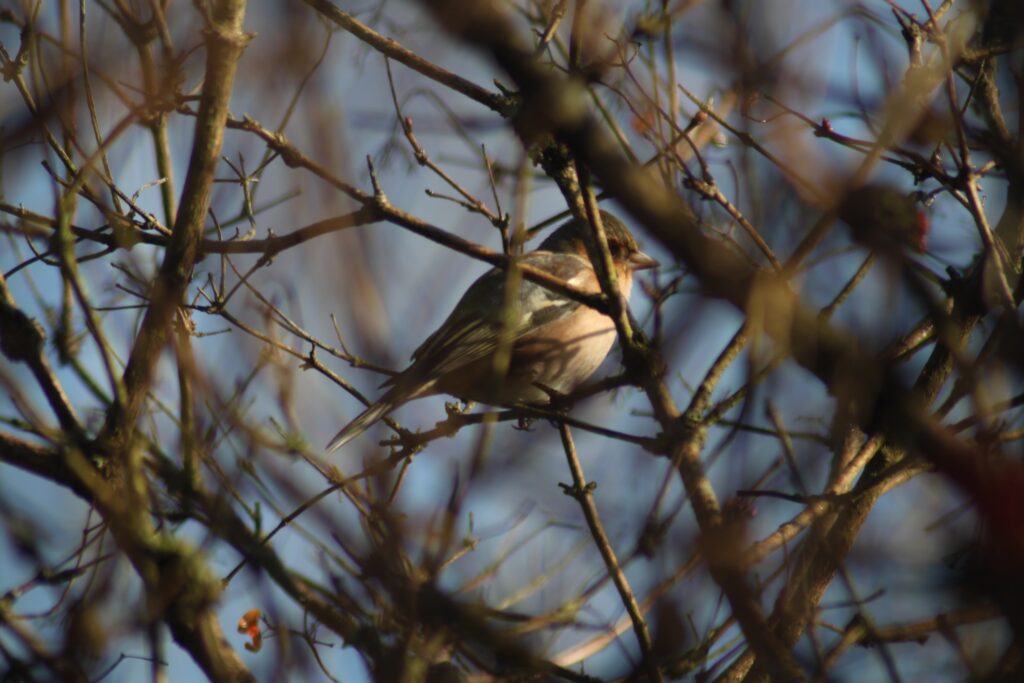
[384,250,633,405]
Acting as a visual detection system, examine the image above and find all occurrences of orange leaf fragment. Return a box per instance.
[237,608,263,653]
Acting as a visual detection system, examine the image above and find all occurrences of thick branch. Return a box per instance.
[414,0,1024,677]
[100,1,250,446]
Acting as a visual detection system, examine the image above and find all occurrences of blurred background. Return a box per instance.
[1,0,1021,681]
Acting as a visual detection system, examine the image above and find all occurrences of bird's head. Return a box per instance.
[538,211,659,272]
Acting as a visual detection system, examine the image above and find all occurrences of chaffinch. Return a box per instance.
[325,211,658,452]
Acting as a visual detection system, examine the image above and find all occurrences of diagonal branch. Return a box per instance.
[0,273,83,442]
[300,0,510,114]
[413,0,1024,678]
[557,423,662,682]
[99,0,251,454]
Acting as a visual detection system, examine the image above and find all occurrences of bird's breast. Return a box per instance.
[506,306,617,400]
[434,266,633,405]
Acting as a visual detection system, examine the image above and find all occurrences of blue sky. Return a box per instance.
[0,1,1012,681]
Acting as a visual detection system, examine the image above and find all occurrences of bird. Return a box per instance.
[325,211,658,453]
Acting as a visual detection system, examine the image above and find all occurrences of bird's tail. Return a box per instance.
[325,399,395,453]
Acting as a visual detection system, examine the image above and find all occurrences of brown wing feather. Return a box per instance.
[383,251,592,394]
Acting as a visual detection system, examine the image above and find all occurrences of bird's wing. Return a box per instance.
[384,251,592,389]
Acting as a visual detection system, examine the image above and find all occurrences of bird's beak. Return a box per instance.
[628,250,659,271]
